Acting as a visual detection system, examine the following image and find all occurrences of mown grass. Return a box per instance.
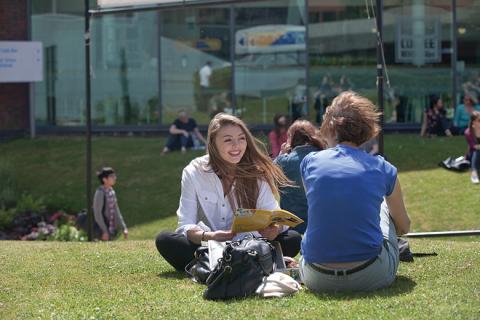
[0,239,479,319]
[0,134,478,239]
[1,134,479,319]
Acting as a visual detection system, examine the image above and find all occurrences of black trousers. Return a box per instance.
[155,230,302,271]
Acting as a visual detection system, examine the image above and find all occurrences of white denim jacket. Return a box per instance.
[175,155,280,239]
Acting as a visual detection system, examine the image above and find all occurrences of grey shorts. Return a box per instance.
[299,201,400,292]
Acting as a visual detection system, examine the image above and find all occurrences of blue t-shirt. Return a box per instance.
[300,144,397,263]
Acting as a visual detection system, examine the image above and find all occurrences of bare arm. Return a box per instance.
[420,112,428,136]
[186,229,235,245]
[385,178,411,235]
[193,128,206,144]
[169,124,188,136]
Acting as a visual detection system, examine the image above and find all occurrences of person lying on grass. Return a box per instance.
[299,91,411,292]
[155,113,302,271]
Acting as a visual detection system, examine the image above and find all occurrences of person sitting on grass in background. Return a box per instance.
[464,111,480,184]
[274,120,325,234]
[93,167,128,241]
[420,95,453,137]
[268,114,289,158]
[155,113,302,271]
[162,110,206,155]
[454,95,480,135]
[299,91,411,292]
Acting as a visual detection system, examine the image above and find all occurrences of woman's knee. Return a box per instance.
[155,231,175,253]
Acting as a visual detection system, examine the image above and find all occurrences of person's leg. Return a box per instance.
[273,229,302,258]
[471,150,480,183]
[155,231,200,271]
[163,134,182,153]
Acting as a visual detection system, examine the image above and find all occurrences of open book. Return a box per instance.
[231,208,304,233]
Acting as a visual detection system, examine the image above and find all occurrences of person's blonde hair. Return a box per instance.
[206,113,291,210]
[319,91,381,146]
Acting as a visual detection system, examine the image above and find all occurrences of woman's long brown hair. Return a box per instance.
[206,113,292,210]
[285,120,325,153]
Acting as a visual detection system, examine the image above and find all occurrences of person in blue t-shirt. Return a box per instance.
[162,110,206,155]
[299,91,411,292]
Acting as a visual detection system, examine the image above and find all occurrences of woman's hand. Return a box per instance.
[258,224,282,241]
[207,230,236,242]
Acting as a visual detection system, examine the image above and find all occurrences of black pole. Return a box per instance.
[375,0,384,156]
[85,0,93,241]
[404,230,480,238]
[451,0,458,107]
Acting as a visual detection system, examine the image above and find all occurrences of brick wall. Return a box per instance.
[0,0,29,132]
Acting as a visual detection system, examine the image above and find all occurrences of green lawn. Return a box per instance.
[1,134,479,319]
[0,134,478,239]
[0,239,479,319]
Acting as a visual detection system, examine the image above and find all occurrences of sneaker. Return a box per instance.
[181,146,187,154]
[471,171,479,184]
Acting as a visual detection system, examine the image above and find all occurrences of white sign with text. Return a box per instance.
[0,41,43,83]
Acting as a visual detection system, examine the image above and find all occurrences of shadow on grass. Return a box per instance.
[157,270,185,280]
[311,275,416,300]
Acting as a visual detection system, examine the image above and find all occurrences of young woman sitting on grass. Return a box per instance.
[299,91,411,292]
[464,111,480,184]
[274,120,325,234]
[155,113,302,271]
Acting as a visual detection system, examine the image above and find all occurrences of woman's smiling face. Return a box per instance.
[215,124,247,164]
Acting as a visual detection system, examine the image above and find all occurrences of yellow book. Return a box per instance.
[231,208,304,233]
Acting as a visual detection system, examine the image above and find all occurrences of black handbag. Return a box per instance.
[185,246,211,284]
[203,237,276,300]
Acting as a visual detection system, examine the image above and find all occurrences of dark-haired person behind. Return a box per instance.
[268,114,289,158]
[299,91,411,292]
[93,167,128,241]
[274,120,324,234]
[420,95,452,137]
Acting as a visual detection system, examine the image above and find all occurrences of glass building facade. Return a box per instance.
[31,0,480,130]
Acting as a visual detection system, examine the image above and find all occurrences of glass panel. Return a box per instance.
[90,11,158,125]
[159,6,231,125]
[308,1,377,125]
[235,0,307,125]
[457,0,480,130]
[383,0,452,124]
[308,0,452,126]
[32,0,86,126]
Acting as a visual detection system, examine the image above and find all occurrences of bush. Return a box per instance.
[0,207,16,231]
[16,194,45,214]
[0,160,17,208]
[49,223,86,242]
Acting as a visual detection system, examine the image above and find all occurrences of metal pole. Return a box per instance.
[451,0,458,107]
[304,0,310,119]
[404,230,480,238]
[85,0,93,241]
[229,4,236,115]
[375,0,384,155]
[27,0,36,138]
[157,10,163,125]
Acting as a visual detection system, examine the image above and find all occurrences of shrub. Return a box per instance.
[16,194,45,214]
[0,160,17,208]
[0,207,17,231]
